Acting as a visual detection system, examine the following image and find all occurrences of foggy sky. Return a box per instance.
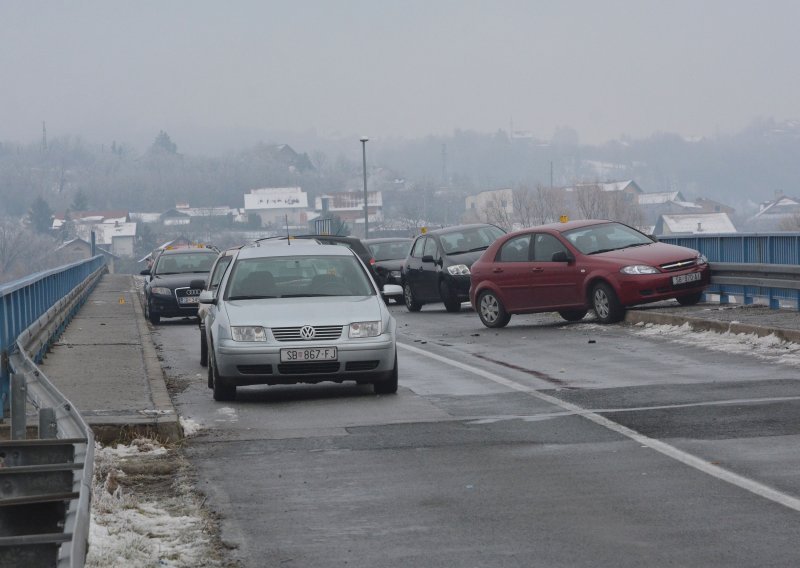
[2,0,799,153]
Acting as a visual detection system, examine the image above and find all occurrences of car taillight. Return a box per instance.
[370,258,375,265]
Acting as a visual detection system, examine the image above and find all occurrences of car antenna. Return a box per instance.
[285,214,290,245]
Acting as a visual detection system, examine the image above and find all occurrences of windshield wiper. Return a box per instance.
[229,295,277,300]
[620,242,650,249]
[587,248,617,255]
[280,293,333,298]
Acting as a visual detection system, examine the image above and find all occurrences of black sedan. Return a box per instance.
[141,247,218,324]
[364,237,412,292]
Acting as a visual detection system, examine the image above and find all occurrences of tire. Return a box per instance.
[404,283,422,312]
[440,280,462,313]
[374,354,398,395]
[199,331,208,367]
[558,309,588,322]
[147,302,160,325]
[677,292,703,306]
[210,347,236,401]
[477,290,511,328]
[592,282,625,324]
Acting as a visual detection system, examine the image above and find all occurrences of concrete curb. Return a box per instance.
[625,310,800,344]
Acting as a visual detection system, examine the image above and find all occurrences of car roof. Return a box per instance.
[235,243,357,260]
[158,247,218,256]
[364,237,411,244]
[497,220,616,241]
[422,223,502,236]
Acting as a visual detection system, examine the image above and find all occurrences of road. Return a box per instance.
[151,303,800,567]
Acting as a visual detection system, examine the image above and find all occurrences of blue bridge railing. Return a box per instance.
[658,233,800,310]
[0,256,106,419]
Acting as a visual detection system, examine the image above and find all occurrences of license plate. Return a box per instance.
[179,296,199,304]
[672,272,701,286]
[280,347,338,362]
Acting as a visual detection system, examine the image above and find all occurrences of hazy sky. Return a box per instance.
[2,1,799,153]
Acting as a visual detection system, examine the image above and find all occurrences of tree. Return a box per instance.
[28,196,54,234]
[71,189,89,211]
[150,131,178,155]
[0,218,59,283]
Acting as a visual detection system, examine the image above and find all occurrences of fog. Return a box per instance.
[3,1,800,152]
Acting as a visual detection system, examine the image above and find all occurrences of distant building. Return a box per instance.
[56,237,119,272]
[244,187,310,227]
[654,213,737,236]
[52,210,137,257]
[748,193,800,230]
[314,192,383,234]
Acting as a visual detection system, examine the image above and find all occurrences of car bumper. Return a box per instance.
[445,274,472,300]
[149,296,200,318]
[616,266,711,305]
[215,336,397,386]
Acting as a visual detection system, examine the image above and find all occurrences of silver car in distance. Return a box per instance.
[199,243,401,401]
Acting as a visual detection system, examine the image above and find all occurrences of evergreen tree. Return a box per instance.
[28,197,54,234]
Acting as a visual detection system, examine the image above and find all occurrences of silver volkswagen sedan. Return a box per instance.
[199,243,400,401]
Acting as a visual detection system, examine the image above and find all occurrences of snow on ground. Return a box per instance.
[86,438,221,568]
[179,416,203,437]
[629,322,800,367]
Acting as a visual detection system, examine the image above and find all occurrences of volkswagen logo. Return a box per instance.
[299,325,316,339]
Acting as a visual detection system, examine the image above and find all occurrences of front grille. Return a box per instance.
[345,361,380,371]
[237,365,273,375]
[271,325,343,342]
[659,258,697,271]
[278,362,340,375]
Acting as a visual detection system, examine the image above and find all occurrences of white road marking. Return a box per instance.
[399,341,800,512]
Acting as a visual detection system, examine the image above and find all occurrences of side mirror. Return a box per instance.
[198,290,216,305]
[140,269,151,276]
[421,255,435,263]
[382,284,403,297]
[190,279,206,289]
[551,251,571,263]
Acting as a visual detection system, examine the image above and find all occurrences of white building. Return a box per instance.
[654,213,737,236]
[244,187,310,227]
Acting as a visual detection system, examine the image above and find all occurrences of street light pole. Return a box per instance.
[360,136,369,239]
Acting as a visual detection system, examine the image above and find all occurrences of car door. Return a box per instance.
[418,237,442,301]
[490,234,535,312]
[404,237,426,295]
[528,233,583,308]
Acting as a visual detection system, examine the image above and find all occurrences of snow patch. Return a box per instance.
[180,416,203,437]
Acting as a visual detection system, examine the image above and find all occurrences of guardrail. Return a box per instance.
[0,256,106,567]
[658,233,800,310]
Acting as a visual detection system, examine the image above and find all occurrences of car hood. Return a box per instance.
[150,273,206,288]
[223,295,384,326]
[592,242,701,266]
[446,250,485,266]
[375,259,404,271]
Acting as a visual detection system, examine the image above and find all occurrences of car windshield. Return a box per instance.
[563,222,654,255]
[226,255,375,300]
[439,226,505,255]
[368,240,411,261]
[155,252,216,275]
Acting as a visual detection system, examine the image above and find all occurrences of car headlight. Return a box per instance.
[620,265,659,275]
[150,286,172,296]
[231,326,267,342]
[447,264,470,276]
[349,321,381,338]
[696,254,708,266]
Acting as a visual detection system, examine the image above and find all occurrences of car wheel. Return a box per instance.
[592,282,625,323]
[147,303,160,325]
[200,331,208,367]
[558,309,588,322]
[374,354,398,395]
[404,283,422,312]
[210,347,236,401]
[440,280,462,313]
[677,292,703,306]
[477,290,511,328]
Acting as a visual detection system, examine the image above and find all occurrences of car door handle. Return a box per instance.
[531,267,544,272]
[492,268,503,273]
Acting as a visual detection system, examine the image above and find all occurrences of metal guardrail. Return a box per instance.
[658,233,800,310]
[1,256,106,568]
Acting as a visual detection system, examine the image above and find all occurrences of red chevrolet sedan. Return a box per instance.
[469,220,710,327]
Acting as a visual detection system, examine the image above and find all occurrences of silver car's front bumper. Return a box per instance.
[215,335,396,386]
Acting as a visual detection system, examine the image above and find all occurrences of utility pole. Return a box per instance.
[441,143,448,188]
[360,137,369,239]
[41,121,47,152]
[550,161,553,189]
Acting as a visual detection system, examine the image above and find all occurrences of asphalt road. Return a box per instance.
[151,302,800,567]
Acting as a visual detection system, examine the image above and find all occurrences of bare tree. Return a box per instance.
[0,218,61,283]
[516,185,568,226]
[574,183,608,219]
[482,191,514,231]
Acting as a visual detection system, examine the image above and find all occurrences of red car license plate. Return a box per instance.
[672,272,701,286]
